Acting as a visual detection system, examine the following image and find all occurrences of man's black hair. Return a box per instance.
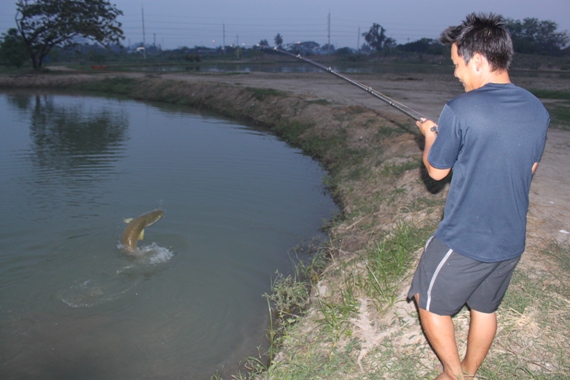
[440,13,514,71]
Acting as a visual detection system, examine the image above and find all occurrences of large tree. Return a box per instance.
[15,0,124,69]
[362,23,396,52]
[506,18,569,55]
[0,28,28,67]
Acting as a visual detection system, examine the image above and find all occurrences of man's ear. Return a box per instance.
[472,52,485,72]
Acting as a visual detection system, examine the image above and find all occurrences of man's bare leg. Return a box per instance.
[415,294,464,379]
[461,309,497,376]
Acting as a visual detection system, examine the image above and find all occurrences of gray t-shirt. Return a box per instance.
[430,83,549,262]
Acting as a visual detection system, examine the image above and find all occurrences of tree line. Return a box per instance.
[1,0,569,69]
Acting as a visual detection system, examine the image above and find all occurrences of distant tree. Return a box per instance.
[258,39,269,47]
[362,23,395,52]
[15,0,124,70]
[289,40,319,55]
[321,43,335,54]
[0,28,28,67]
[335,47,353,56]
[359,43,371,54]
[398,38,445,55]
[506,18,569,55]
[274,33,283,47]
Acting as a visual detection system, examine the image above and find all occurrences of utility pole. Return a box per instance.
[357,27,360,52]
[223,24,226,50]
[327,12,331,55]
[141,7,146,59]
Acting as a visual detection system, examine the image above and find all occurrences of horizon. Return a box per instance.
[1,1,569,50]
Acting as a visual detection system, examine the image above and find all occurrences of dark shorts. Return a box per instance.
[408,236,520,316]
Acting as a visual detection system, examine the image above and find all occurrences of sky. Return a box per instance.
[1,0,569,50]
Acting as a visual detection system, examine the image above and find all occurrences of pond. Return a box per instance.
[0,90,337,379]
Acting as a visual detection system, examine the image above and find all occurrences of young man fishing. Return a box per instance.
[408,13,550,379]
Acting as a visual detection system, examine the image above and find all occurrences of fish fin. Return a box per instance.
[138,229,145,240]
[124,218,133,224]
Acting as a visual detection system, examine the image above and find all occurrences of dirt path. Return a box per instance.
[528,128,570,244]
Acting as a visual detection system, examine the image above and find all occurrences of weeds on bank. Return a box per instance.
[245,87,286,100]
[544,240,570,273]
[365,223,431,310]
[476,240,570,379]
[381,158,422,177]
[262,247,330,359]
[274,120,366,175]
[74,77,138,94]
[261,224,433,379]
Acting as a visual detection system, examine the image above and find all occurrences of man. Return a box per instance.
[408,13,550,379]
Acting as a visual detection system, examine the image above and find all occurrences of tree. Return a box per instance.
[398,38,445,55]
[506,18,569,55]
[15,0,124,69]
[274,33,283,47]
[290,41,319,55]
[0,28,28,67]
[362,23,395,52]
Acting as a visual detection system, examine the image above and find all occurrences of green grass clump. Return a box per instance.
[546,103,570,130]
[365,223,431,309]
[73,77,138,94]
[381,158,422,177]
[259,224,434,380]
[246,87,285,100]
[527,89,570,130]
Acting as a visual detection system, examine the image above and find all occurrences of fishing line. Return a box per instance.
[263,46,430,123]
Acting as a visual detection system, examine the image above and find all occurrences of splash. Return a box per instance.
[135,243,174,265]
[56,272,139,308]
[57,244,174,308]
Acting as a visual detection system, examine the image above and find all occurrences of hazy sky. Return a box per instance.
[1,0,569,49]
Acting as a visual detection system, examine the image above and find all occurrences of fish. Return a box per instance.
[120,209,164,253]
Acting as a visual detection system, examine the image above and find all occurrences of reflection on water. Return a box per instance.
[27,94,127,173]
[0,90,336,379]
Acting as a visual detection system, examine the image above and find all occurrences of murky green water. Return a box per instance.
[0,90,336,379]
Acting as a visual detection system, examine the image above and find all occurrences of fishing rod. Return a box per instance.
[263,46,429,122]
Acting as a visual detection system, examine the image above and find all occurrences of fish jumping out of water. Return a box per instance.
[120,209,164,253]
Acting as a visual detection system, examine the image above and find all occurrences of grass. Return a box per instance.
[259,223,434,380]
[365,223,432,309]
[529,89,570,100]
[245,87,286,100]
[73,76,139,94]
[476,241,570,378]
[528,89,570,130]
[381,158,422,177]
[546,103,570,130]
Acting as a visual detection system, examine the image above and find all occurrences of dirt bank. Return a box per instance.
[1,68,568,378]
